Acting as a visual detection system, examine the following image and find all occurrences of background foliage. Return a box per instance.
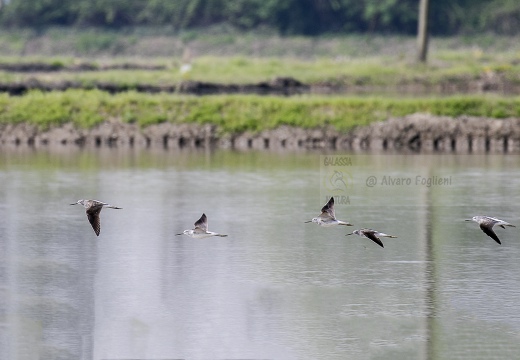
[1,0,519,35]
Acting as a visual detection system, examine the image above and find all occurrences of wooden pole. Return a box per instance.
[417,0,430,63]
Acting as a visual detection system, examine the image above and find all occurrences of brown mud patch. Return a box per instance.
[0,77,308,96]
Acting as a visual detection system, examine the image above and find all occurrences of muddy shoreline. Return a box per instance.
[1,114,518,153]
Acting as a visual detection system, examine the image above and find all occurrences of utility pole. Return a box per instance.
[417,0,430,63]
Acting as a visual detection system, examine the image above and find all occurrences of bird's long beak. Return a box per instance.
[175,233,183,236]
[464,219,472,222]
[304,220,312,223]
[345,233,353,236]
[70,203,77,206]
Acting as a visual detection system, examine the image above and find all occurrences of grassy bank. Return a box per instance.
[0,30,520,88]
[1,53,519,89]
[1,90,519,133]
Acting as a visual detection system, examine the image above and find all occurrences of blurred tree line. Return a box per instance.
[0,0,519,35]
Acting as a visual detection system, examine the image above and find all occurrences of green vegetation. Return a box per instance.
[0,31,519,88]
[1,0,520,36]
[0,30,518,135]
[1,28,520,58]
[1,90,519,133]
[1,51,520,88]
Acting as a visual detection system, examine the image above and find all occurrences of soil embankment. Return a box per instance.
[1,114,518,153]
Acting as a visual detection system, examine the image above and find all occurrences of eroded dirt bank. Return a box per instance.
[1,114,519,153]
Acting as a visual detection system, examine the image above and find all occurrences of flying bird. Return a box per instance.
[305,197,353,227]
[70,199,122,236]
[176,213,228,238]
[465,216,515,244]
[345,228,397,248]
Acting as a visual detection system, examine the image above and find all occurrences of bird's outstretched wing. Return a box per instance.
[86,207,102,236]
[480,223,501,244]
[194,213,208,232]
[363,230,385,248]
[321,197,335,219]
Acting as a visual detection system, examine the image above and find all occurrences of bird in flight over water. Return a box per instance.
[465,216,515,244]
[305,197,353,227]
[176,213,228,238]
[345,228,397,248]
[70,199,122,236]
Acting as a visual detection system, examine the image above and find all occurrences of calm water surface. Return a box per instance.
[0,148,520,360]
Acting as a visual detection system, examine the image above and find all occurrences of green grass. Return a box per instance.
[1,54,519,88]
[1,31,520,88]
[1,90,519,133]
